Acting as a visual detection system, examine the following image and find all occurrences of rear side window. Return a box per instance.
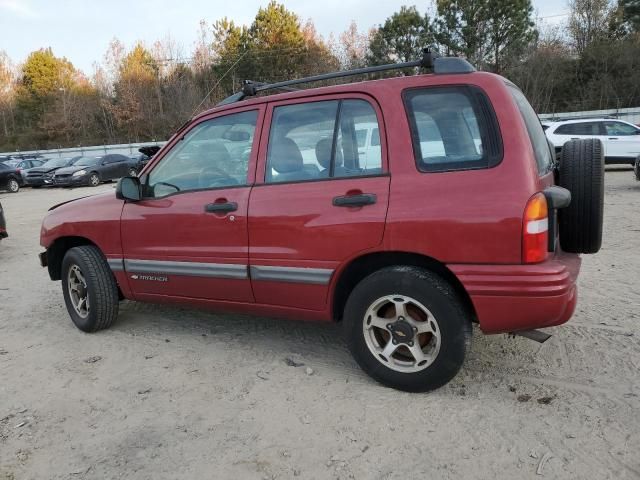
[403,86,502,172]
[509,86,553,175]
[265,98,383,183]
[554,122,602,135]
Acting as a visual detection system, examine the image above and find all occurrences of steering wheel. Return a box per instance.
[197,165,238,188]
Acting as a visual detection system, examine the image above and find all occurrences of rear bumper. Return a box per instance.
[449,252,581,334]
[605,156,637,165]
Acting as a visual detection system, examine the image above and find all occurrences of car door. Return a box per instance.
[603,121,640,159]
[99,155,118,180]
[248,95,390,310]
[112,155,130,178]
[120,106,264,302]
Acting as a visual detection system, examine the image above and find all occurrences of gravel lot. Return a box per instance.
[1,170,639,480]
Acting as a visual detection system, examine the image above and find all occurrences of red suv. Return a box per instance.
[39,51,604,392]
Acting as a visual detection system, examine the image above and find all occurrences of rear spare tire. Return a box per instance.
[557,139,604,254]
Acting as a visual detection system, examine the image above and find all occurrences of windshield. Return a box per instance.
[4,160,20,167]
[73,157,100,166]
[43,158,72,168]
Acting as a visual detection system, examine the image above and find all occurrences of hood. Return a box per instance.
[48,194,94,211]
[47,190,120,213]
[28,165,65,174]
[54,165,90,175]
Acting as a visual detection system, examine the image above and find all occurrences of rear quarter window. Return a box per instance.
[509,86,553,175]
[403,86,502,172]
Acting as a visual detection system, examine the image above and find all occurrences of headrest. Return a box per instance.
[271,138,303,173]
[315,137,343,170]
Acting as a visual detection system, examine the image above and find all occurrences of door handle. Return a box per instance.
[608,137,618,140]
[332,193,377,207]
[205,201,237,213]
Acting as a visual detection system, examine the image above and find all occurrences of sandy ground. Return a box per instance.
[0,170,638,480]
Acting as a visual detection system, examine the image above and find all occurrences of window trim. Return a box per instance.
[140,106,263,200]
[257,93,388,186]
[553,121,605,136]
[402,85,503,174]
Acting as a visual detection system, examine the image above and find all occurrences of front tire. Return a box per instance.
[88,173,100,187]
[343,266,472,392]
[61,246,119,332]
[7,178,19,193]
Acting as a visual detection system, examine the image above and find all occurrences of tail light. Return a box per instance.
[523,192,548,264]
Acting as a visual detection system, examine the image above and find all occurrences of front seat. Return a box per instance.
[269,138,312,183]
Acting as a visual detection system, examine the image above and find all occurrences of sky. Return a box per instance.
[0,0,569,74]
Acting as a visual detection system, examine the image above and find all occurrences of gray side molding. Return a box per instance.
[250,265,333,285]
[124,259,248,279]
[107,258,124,271]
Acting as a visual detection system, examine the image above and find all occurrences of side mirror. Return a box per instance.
[116,176,141,201]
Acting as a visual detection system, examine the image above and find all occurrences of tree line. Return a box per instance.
[0,0,639,152]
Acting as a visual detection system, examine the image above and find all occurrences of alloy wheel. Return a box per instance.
[67,264,90,318]
[362,295,441,373]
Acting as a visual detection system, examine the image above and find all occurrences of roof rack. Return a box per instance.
[548,115,618,121]
[217,47,475,106]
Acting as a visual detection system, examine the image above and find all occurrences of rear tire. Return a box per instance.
[61,246,119,332]
[634,156,640,182]
[557,139,604,254]
[343,266,471,392]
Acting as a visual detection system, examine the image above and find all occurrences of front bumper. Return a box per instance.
[449,252,581,334]
[26,177,53,186]
[53,175,88,187]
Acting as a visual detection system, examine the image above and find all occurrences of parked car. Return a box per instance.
[138,146,161,166]
[0,201,7,241]
[2,158,46,183]
[52,154,140,187]
[129,153,151,172]
[25,157,80,187]
[38,50,604,392]
[545,118,640,165]
[0,162,24,193]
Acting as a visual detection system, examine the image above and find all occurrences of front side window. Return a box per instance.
[605,121,638,136]
[404,86,501,172]
[146,110,257,198]
[265,99,383,184]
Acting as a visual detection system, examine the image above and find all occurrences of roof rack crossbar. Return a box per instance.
[217,47,475,106]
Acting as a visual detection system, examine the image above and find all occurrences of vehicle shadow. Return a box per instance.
[112,300,528,385]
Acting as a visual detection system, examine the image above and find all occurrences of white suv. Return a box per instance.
[544,118,640,165]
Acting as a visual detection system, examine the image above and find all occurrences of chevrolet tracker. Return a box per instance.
[39,50,604,392]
